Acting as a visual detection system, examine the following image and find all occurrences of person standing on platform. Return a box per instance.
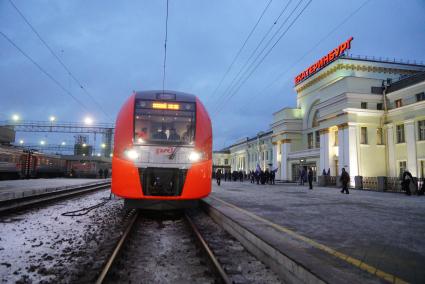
[265,169,270,184]
[216,169,222,186]
[340,168,350,194]
[401,170,414,196]
[270,169,276,185]
[308,167,313,190]
[327,168,330,176]
[98,168,103,179]
[104,168,109,179]
[299,168,305,186]
[322,169,326,176]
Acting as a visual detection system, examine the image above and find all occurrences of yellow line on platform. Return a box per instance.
[211,196,408,284]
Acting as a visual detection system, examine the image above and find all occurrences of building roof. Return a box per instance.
[221,130,273,150]
[386,71,425,94]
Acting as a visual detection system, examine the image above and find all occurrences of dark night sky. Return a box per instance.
[1,0,424,150]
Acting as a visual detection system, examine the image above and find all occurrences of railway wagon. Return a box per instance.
[112,90,212,209]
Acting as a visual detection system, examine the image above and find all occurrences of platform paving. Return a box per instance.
[0,178,108,201]
[207,181,425,283]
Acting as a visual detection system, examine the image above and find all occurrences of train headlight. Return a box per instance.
[189,151,202,162]
[125,149,139,160]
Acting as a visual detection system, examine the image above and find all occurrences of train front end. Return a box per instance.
[112,90,212,210]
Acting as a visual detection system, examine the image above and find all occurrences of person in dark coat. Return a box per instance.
[299,168,306,186]
[255,171,260,184]
[265,169,270,184]
[260,170,265,185]
[270,170,275,185]
[340,168,350,194]
[322,169,326,176]
[308,167,314,190]
[327,168,331,176]
[401,170,413,196]
[418,179,425,196]
[250,170,255,183]
[216,169,222,186]
[104,168,109,179]
[98,168,103,179]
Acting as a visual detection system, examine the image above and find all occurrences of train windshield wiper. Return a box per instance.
[169,147,180,160]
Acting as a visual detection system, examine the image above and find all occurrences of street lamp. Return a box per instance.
[49,116,56,122]
[61,141,66,146]
[82,143,87,147]
[19,140,24,145]
[12,114,20,121]
[40,140,46,145]
[101,143,106,148]
[84,117,93,125]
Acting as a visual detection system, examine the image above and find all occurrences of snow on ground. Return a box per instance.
[0,189,125,283]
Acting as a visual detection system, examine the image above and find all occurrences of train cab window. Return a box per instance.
[134,100,196,145]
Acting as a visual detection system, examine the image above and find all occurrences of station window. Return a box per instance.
[315,131,320,148]
[399,161,407,178]
[377,103,383,110]
[360,127,368,144]
[361,102,368,109]
[396,124,405,143]
[395,99,403,108]
[224,159,228,165]
[416,92,425,102]
[307,133,314,149]
[376,127,384,145]
[418,120,425,141]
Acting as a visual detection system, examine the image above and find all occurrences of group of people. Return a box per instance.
[136,124,193,143]
[215,168,276,186]
[299,167,350,193]
[249,169,275,185]
[298,167,315,190]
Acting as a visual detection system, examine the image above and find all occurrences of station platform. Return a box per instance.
[0,178,109,202]
[204,181,425,283]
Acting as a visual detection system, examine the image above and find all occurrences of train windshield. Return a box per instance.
[134,100,196,145]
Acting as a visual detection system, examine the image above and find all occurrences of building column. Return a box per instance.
[338,125,346,175]
[386,124,396,177]
[405,120,418,177]
[319,129,330,174]
[272,143,280,179]
[338,123,359,182]
[280,140,291,181]
[346,124,359,178]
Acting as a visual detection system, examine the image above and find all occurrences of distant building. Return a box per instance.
[214,55,425,185]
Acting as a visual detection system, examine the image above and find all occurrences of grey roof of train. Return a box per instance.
[134,90,197,102]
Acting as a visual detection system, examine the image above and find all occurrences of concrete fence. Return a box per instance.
[319,175,424,193]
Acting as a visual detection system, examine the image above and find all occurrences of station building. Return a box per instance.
[214,40,425,186]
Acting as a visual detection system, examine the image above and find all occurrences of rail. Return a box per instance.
[95,211,231,284]
[0,180,110,214]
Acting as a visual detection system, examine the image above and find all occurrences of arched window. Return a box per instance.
[312,110,319,128]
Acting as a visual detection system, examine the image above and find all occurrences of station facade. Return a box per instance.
[214,51,425,185]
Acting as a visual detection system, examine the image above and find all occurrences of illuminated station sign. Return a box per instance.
[294,37,353,85]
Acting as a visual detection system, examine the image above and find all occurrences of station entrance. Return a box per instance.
[292,163,317,182]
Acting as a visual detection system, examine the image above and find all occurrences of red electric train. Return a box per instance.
[112,90,212,209]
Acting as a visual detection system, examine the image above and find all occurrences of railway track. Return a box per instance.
[0,181,111,214]
[95,210,231,284]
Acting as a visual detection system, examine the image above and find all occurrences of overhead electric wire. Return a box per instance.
[0,30,90,112]
[256,0,371,96]
[8,0,112,121]
[211,0,293,111]
[208,0,273,101]
[162,0,170,93]
[213,0,313,116]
